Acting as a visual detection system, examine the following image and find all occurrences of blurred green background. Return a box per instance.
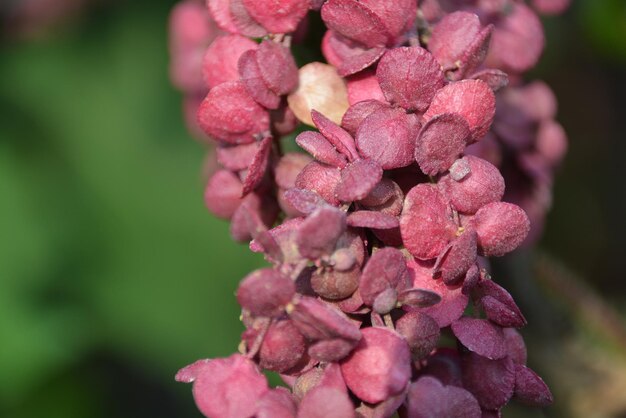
[0,0,625,417]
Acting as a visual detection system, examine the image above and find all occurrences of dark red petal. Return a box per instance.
[295,161,342,206]
[335,159,383,202]
[296,131,348,168]
[340,327,411,404]
[356,106,420,169]
[376,46,445,112]
[461,353,515,410]
[406,376,482,418]
[513,364,553,407]
[320,0,391,48]
[203,34,258,89]
[359,0,417,40]
[503,328,527,365]
[359,247,407,306]
[451,318,507,360]
[289,296,362,341]
[311,266,360,300]
[242,0,308,33]
[322,31,385,77]
[400,184,458,260]
[428,11,483,73]
[423,79,496,142]
[473,280,527,328]
[470,202,530,257]
[415,113,471,175]
[433,229,478,286]
[396,312,440,360]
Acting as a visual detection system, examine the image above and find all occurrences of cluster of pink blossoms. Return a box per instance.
[169,0,569,417]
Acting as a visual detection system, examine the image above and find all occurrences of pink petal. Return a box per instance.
[229,0,267,37]
[440,156,505,214]
[296,131,348,168]
[289,296,362,342]
[470,202,530,257]
[236,268,295,317]
[311,266,360,300]
[242,0,308,33]
[346,70,386,105]
[347,210,399,229]
[340,327,411,404]
[295,161,342,206]
[197,81,270,144]
[297,386,356,418]
[470,69,509,92]
[204,169,243,219]
[356,105,420,169]
[473,280,526,328]
[258,320,307,372]
[207,0,239,33]
[256,40,299,95]
[255,388,297,418]
[295,206,346,259]
[335,158,383,202]
[341,99,386,137]
[359,247,408,306]
[322,31,385,77]
[217,142,259,171]
[311,110,359,161]
[202,34,257,89]
[400,184,458,260]
[433,229,478,286]
[406,376,481,418]
[359,0,417,40]
[242,136,273,195]
[503,328,527,365]
[238,49,281,109]
[532,0,571,15]
[376,46,445,112]
[415,113,471,175]
[283,188,327,215]
[396,312,441,360]
[275,153,313,190]
[320,0,391,48]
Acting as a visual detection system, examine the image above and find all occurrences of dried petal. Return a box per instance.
[356,106,420,169]
[397,288,442,308]
[415,113,471,175]
[340,327,411,403]
[376,46,445,112]
[311,266,360,300]
[308,338,357,362]
[322,31,385,77]
[470,202,530,257]
[288,62,349,126]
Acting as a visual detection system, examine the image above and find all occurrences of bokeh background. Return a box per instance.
[1,0,625,417]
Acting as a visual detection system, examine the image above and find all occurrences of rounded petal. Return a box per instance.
[415,113,471,175]
[470,202,530,257]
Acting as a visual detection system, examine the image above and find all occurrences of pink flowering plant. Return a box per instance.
[169,0,569,416]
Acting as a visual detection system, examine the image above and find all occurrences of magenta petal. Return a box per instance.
[406,376,481,418]
[239,49,281,109]
[296,206,346,259]
[297,386,356,418]
[295,161,342,206]
[461,353,515,410]
[242,0,308,34]
[474,280,527,328]
[197,80,269,144]
[259,320,306,372]
[256,40,299,95]
[400,184,458,260]
[289,296,362,342]
[358,0,417,41]
[341,99,386,137]
[228,0,267,37]
[471,69,509,92]
[203,34,258,89]
[513,364,553,407]
[283,188,327,215]
[320,0,391,48]
[346,71,386,105]
[296,131,348,168]
[396,312,440,360]
[376,46,445,112]
[335,159,383,202]
[275,153,313,190]
[503,328,527,365]
[433,229,478,286]
[308,338,358,362]
[451,318,507,360]
[340,327,411,404]
[208,0,239,34]
[190,354,269,418]
[255,388,297,418]
[397,288,441,308]
[420,348,463,387]
[428,12,483,73]
[359,247,407,306]
[217,142,259,171]
[470,202,530,257]
[424,80,496,142]
[237,268,295,317]
[322,31,385,77]
[415,113,471,175]
[347,210,398,229]
[356,106,420,169]
[311,110,359,161]
[242,136,273,195]
[311,266,360,300]
[440,156,505,214]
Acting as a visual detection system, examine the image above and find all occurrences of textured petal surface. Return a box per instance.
[242,0,308,33]
[415,113,471,175]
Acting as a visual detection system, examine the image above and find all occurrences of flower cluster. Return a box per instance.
[169,0,569,417]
